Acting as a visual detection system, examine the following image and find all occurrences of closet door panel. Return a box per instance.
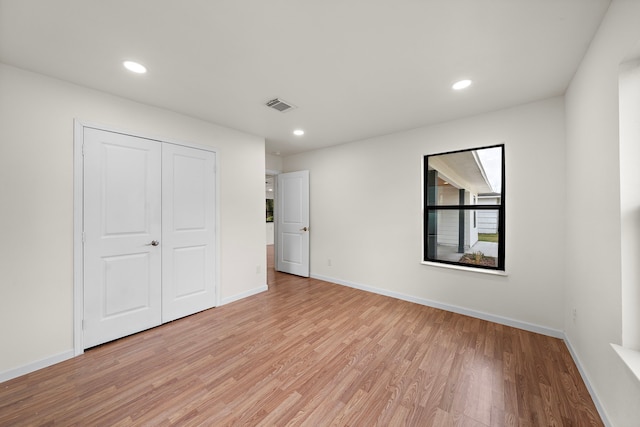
[162,144,216,322]
[83,128,162,348]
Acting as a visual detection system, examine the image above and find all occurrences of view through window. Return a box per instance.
[423,144,505,271]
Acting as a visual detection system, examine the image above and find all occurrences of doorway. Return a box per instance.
[264,170,310,280]
[265,173,276,284]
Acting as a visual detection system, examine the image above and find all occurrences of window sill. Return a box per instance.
[611,344,640,384]
[421,261,508,276]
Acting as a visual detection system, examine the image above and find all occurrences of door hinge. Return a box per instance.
[82,232,86,243]
[82,320,85,330]
[82,143,85,156]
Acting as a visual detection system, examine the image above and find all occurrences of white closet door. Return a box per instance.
[161,143,216,322]
[83,128,162,348]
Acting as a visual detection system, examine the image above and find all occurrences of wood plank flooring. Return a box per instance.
[1,246,602,426]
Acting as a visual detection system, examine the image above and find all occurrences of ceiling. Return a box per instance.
[0,0,611,156]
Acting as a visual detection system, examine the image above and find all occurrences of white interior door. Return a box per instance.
[83,128,162,348]
[276,171,310,277]
[162,144,216,322]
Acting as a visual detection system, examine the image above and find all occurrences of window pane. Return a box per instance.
[266,199,274,222]
[426,146,502,206]
[426,208,500,268]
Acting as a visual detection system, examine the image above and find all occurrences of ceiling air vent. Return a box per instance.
[265,98,296,113]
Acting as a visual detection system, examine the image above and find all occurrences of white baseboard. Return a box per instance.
[0,349,75,384]
[312,273,564,338]
[564,337,611,426]
[220,284,268,306]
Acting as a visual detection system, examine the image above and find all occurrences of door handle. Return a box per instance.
[300,227,308,232]
[150,240,160,246]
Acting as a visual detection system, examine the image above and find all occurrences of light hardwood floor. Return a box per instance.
[1,245,602,426]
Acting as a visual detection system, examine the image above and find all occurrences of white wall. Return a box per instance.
[284,97,566,333]
[266,222,275,245]
[564,1,640,425]
[0,64,266,377]
[266,153,283,172]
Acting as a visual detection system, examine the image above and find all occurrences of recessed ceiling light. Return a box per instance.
[452,79,472,90]
[123,61,147,74]
[293,129,305,136]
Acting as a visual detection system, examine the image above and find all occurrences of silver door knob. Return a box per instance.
[150,240,160,246]
[300,227,308,232]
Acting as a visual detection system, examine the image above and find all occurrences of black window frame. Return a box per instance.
[423,144,505,271]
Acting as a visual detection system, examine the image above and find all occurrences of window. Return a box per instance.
[266,199,274,222]
[423,144,505,271]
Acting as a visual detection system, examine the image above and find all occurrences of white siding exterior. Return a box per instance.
[477,196,500,234]
[435,184,478,249]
